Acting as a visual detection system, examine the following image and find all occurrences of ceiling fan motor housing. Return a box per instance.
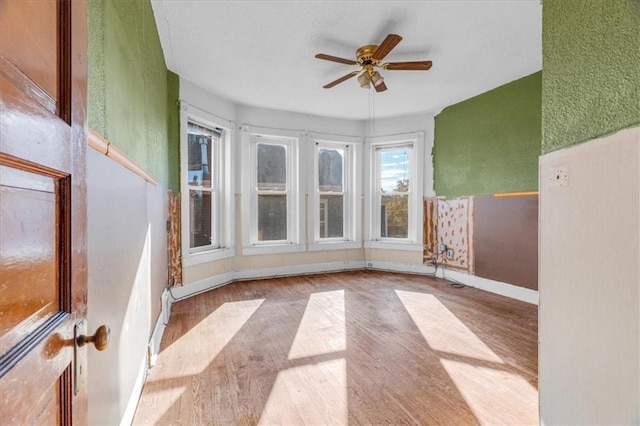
[357,45,380,67]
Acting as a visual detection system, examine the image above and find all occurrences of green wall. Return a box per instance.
[433,72,541,198]
[167,71,180,192]
[542,0,640,153]
[88,0,179,190]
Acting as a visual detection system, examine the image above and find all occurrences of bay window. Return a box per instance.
[309,136,360,249]
[366,132,424,249]
[180,104,234,265]
[242,128,303,254]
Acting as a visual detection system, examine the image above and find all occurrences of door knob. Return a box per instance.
[76,325,110,351]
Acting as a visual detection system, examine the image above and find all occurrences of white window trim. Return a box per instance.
[307,133,363,251]
[241,125,305,255]
[364,131,424,250]
[180,102,235,266]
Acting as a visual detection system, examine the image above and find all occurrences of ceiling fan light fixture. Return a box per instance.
[370,71,384,87]
[358,72,371,88]
[315,34,432,91]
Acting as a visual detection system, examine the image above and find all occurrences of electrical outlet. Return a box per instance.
[446,249,454,259]
[438,243,446,254]
[549,165,569,188]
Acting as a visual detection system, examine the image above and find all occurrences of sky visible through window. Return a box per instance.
[380,148,410,192]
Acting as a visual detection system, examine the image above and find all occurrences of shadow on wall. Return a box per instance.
[86,149,168,424]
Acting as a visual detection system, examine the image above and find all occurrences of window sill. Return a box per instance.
[183,247,235,267]
[308,241,362,252]
[364,240,423,252]
[242,243,306,256]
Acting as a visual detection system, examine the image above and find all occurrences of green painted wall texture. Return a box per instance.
[542,0,640,153]
[433,72,542,198]
[88,0,179,190]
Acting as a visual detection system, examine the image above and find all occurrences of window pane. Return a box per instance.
[257,143,286,191]
[189,190,212,248]
[258,194,287,241]
[318,148,343,192]
[188,122,215,187]
[319,195,343,238]
[379,147,410,193]
[381,194,408,238]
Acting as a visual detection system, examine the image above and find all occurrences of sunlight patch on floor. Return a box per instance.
[288,290,346,360]
[395,290,502,363]
[258,358,347,425]
[441,359,538,425]
[135,385,186,425]
[161,298,264,375]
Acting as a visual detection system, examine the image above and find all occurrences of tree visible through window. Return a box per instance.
[378,147,410,239]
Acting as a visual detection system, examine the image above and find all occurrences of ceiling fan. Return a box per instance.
[315,34,433,92]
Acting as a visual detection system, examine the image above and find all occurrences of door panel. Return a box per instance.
[0,165,60,357]
[0,0,58,101]
[0,0,88,424]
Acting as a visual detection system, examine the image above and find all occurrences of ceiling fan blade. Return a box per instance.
[372,34,403,61]
[374,81,388,93]
[323,71,359,89]
[384,60,433,71]
[315,53,357,66]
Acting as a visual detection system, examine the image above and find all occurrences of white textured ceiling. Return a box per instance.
[151,1,541,120]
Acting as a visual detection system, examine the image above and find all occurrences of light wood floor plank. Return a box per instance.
[133,271,538,425]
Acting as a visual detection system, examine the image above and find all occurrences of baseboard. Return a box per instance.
[170,260,537,306]
[442,268,539,305]
[366,260,437,275]
[169,271,235,301]
[120,355,147,426]
[148,304,167,368]
[234,260,366,281]
[171,261,366,302]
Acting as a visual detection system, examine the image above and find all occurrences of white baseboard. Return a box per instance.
[171,260,538,307]
[170,271,235,301]
[362,261,538,305]
[366,260,437,275]
[442,268,539,305]
[234,260,366,281]
[171,261,366,302]
[148,303,167,368]
[120,355,147,426]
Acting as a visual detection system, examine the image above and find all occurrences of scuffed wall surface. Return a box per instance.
[437,198,474,272]
[168,191,182,286]
[433,72,541,197]
[423,197,474,272]
[424,195,538,290]
[542,0,640,153]
[423,198,437,263]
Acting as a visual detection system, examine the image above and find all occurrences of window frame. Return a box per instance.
[308,134,362,251]
[365,132,424,251]
[241,126,304,255]
[180,103,235,266]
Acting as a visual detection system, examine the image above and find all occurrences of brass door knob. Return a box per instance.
[77,325,110,351]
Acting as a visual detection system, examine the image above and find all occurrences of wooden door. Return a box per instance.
[0,0,89,423]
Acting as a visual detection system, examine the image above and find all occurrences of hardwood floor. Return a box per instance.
[133,271,538,425]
